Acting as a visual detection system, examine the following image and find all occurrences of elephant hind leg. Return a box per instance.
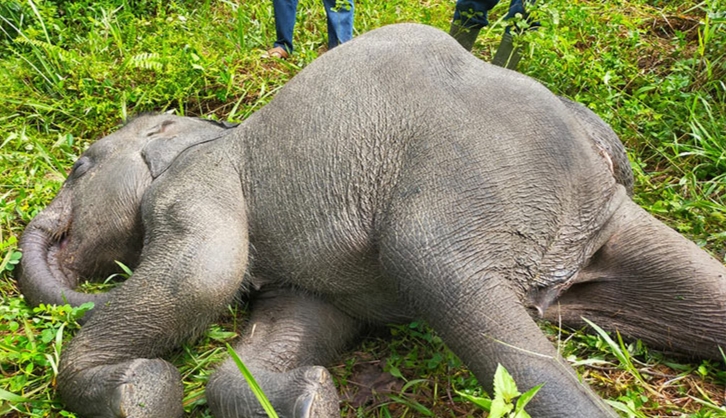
[545,199,726,359]
[207,289,362,418]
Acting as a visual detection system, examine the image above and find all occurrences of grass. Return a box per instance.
[1,0,725,416]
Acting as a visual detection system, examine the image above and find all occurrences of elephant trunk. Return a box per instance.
[18,195,109,310]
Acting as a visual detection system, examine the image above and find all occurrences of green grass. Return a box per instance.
[1,0,725,416]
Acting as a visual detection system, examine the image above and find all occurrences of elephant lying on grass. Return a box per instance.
[18,23,726,417]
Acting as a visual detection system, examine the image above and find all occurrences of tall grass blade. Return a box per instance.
[0,388,30,403]
[27,0,50,44]
[385,394,435,416]
[225,343,279,418]
[582,318,660,397]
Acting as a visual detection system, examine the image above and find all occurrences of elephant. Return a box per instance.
[17,23,726,417]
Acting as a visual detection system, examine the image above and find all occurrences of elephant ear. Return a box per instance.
[141,118,235,178]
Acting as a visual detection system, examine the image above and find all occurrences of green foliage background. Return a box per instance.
[1,0,725,416]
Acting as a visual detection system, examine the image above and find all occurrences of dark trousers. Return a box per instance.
[272,0,354,53]
[453,0,528,29]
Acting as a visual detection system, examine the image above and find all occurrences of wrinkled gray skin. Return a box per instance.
[18,24,726,418]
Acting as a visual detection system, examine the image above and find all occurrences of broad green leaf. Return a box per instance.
[513,409,532,418]
[493,363,521,403]
[513,383,544,417]
[387,365,403,379]
[515,383,543,409]
[489,397,514,418]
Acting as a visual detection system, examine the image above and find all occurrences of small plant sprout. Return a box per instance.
[457,364,544,418]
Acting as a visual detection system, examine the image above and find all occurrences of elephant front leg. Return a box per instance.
[57,247,247,418]
[57,265,244,418]
[57,167,250,417]
[59,358,184,417]
[207,290,363,418]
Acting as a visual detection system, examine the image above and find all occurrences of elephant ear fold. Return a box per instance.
[141,119,228,178]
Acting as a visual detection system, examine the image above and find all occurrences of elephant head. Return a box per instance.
[18,114,236,310]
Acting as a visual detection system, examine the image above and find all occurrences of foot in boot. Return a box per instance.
[449,22,481,52]
[492,32,522,70]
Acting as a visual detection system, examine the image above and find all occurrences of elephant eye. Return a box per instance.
[70,156,91,178]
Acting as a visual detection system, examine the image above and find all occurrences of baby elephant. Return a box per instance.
[18,24,726,417]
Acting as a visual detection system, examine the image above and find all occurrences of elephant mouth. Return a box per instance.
[49,232,75,283]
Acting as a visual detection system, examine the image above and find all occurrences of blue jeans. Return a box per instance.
[453,0,528,29]
[272,0,354,53]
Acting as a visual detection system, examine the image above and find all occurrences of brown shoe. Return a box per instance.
[264,46,289,59]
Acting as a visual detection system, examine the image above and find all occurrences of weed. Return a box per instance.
[457,364,543,418]
[0,300,91,416]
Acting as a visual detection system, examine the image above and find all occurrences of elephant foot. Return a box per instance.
[110,359,184,418]
[208,364,340,418]
[59,358,184,418]
[293,366,339,418]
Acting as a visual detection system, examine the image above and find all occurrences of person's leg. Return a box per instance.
[504,0,527,21]
[323,0,354,49]
[491,32,521,69]
[450,0,500,51]
[272,0,299,54]
[492,0,536,69]
[453,0,500,28]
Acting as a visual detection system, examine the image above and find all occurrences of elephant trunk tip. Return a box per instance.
[17,217,92,309]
